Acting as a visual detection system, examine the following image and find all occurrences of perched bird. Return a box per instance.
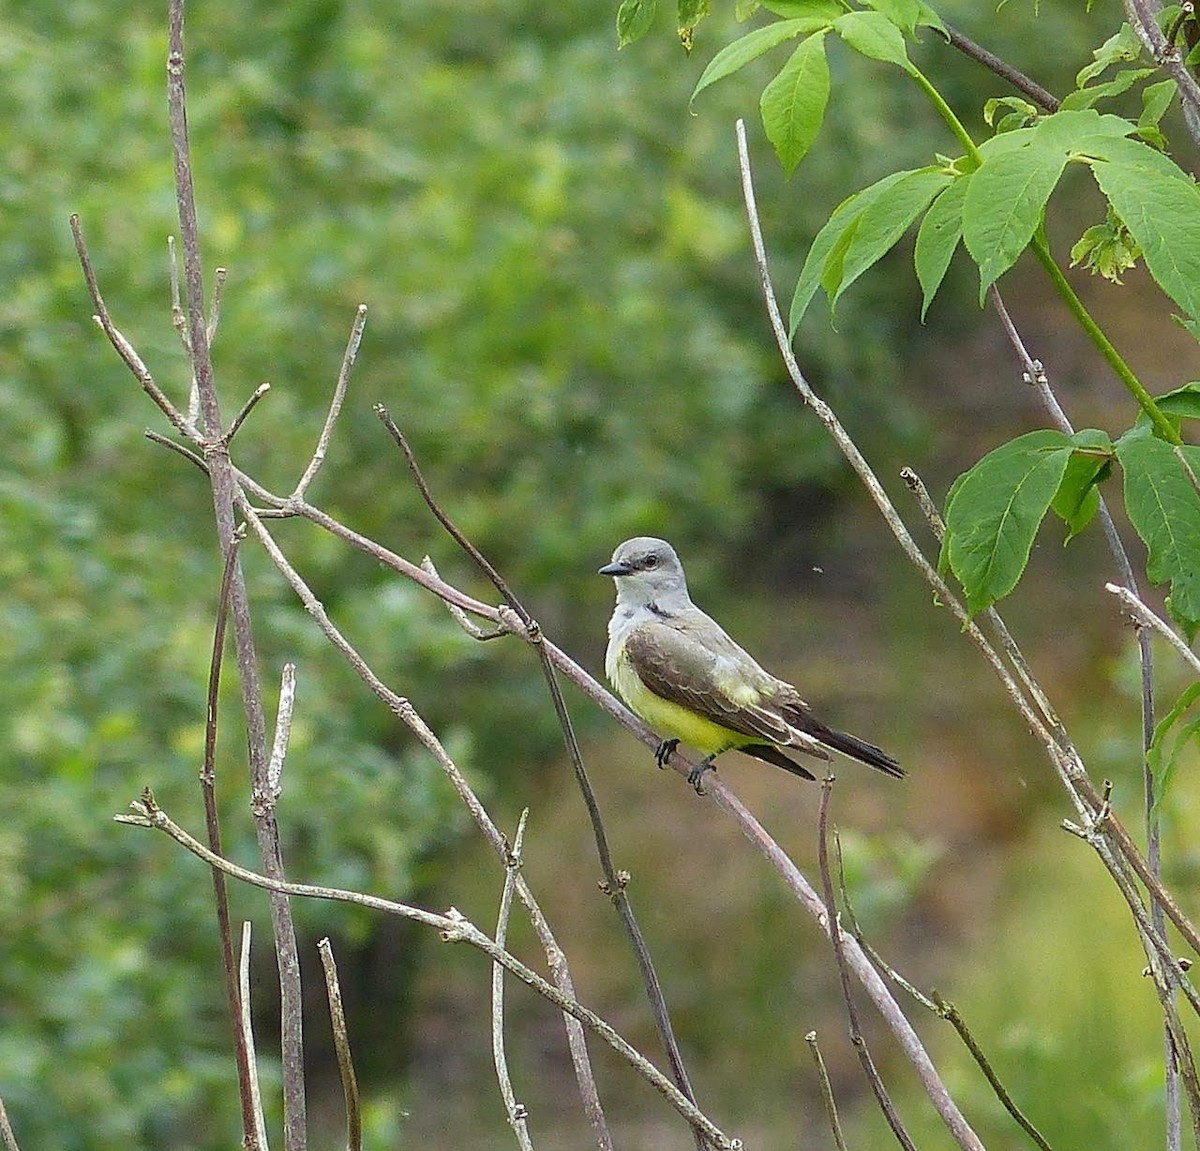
[600,536,903,790]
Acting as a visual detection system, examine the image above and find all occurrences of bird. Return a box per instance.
[599,536,904,791]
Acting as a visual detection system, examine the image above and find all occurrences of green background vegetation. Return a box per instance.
[3,0,1198,1147]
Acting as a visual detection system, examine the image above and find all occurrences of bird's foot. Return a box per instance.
[654,738,679,769]
[687,756,716,795]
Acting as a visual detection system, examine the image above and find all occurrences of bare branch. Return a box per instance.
[422,556,511,640]
[375,406,706,1147]
[804,1033,848,1151]
[293,304,368,500]
[69,214,196,438]
[0,1096,21,1151]
[318,938,362,1151]
[145,429,209,474]
[262,662,297,815]
[1106,585,1200,678]
[239,922,270,1151]
[165,4,306,1142]
[493,810,536,1151]
[220,382,271,448]
[201,533,261,1148]
[817,778,918,1151]
[118,795,737,1150]
[232,498,613,1150]
[942,24,1059,112]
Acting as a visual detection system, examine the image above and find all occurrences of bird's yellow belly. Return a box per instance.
[609,644,748,756]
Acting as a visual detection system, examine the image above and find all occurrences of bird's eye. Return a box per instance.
[643,554,659,569]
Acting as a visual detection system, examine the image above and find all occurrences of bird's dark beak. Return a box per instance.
[599,560,633,577]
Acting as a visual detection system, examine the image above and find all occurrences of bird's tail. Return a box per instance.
[814,723,904,778]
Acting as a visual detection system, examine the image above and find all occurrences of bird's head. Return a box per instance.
[599,537,689,606]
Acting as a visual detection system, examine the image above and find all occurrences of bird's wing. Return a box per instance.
[622,615,828,756]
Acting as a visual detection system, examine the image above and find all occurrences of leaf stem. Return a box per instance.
[908,64,982,167]
[1031,227,1181,445]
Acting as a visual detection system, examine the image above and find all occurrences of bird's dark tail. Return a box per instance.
[811,722,905,778]
[740,743,818,780]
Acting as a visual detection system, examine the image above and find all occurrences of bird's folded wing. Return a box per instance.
[623,619,826,755]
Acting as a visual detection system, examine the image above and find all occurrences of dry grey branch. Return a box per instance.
[165,4,307,1141]
[1105,585,1200,679]
[263,662,297,814]
[293,304,368,500]
[817,778,918,1151]
[239,921,270,1151]
[117,795,738,1150]
[804,1032,848,1151]
[493,810,535,1151]
[202,534,261,1147]
[317,938,362,1151]
[231,498,614,1150]
[375,404,707,1148]
[0,1096,21,1151]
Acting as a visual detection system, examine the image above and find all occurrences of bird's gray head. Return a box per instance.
[598,537,691,609]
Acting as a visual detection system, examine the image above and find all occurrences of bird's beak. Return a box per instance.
[598,560,633,576]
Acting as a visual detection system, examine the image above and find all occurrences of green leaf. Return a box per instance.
[736,0,762,19]
[1076,24,1142,86]
[1060,67,1155,111]
[861,0,922,35]
[617,0,658,46]
[915,1,948,35]
[1070,204,1141,283]
[1149,680,1200,813]
[962,142,1068,301]
[760,32,830,175]
[1140,78,1177,126]
[830,167,952,313]
[1030,107,1135,150]
[677,0,710,50]
[833,10,913,70]
[693,18,828,101]
[1050,429,1114,541]
[1154,381,1200,421]
[944,430,1076,614]
[1117,433,1200,630]
[1088,136,1200,321]
[984,96,1039,131]
[914,174,968,319]
[790,169,919,331]
[763,0,844,17]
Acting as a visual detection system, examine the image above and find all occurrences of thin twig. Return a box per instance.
[375,404,706,1149]
[318,938,362,1151]
[202,534,261,1149]
[118,794,737,1150]
[239,921,270,1151]
[207,266,227,345]
[817,778,917,1150]
[422,556,511,640]
[293,304,368,500]
[70,214,195,438]
[942,24,1060,112]
[168,234,189,354]
[144,429,209,474]
[262,662,296,816]
[0,1096,21,1151]
[493,810,535,1151]
[1123,0,1200,145]
[165,5,306,1143]
[804,1032,848,1151]
[220,382,271,447]
[1107,584,1200,679]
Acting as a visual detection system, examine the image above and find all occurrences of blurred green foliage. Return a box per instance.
[0,0,1162,1146]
